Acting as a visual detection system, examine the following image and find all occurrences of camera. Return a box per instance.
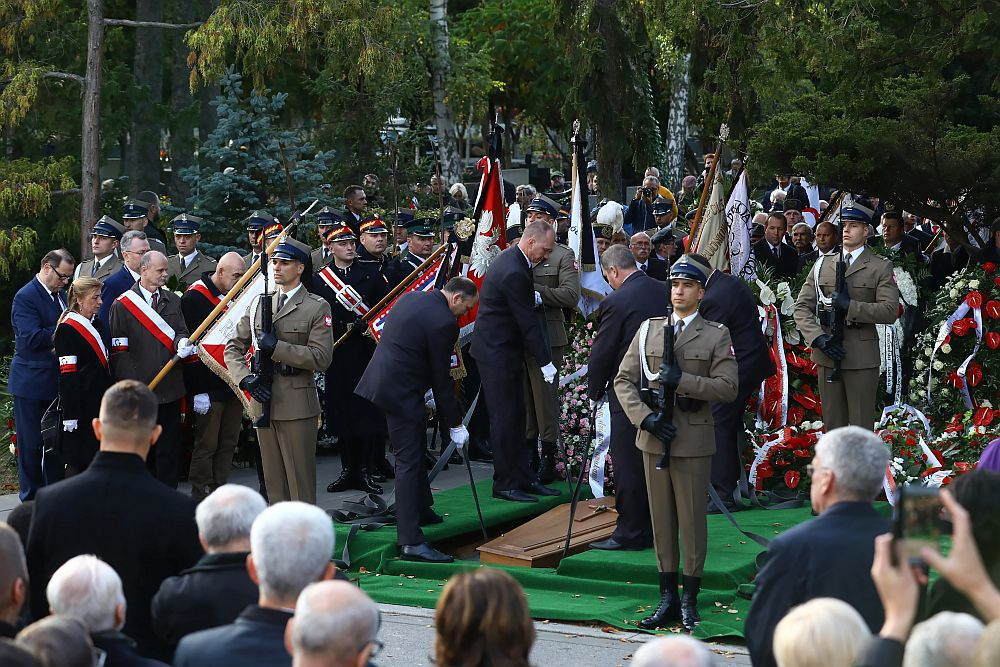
[641,187,654,198]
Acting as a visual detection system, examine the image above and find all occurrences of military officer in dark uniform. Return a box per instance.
[242,211,277,268]
[615,254,738,632]
[356,215,393,277]
[225,237,334,504]
[387,217,437,287]
[390,209,415,257]
[587,245,668,551]
[794,207,900,430]
[167,214,217,284]
[122,199,167,256]
[315,224,391,493]
[356,278,479,564]
[310,207,344,271]
[75,216,125,281]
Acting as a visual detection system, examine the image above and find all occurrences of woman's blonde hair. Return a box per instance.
[434,568,535,667]
[59,277,102,324]
[773,598,871,667]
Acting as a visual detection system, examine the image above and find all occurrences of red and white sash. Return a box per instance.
[63,312,109,367]
[186,279,222,307]
[116,289,176,352]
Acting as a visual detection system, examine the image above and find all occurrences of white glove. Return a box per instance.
[449,425,470,451]
[62,420,78,432]
[541,362,557,384]
[423,389,436,412]
[176,337,197,359]
[193,393,211,415]
[534,291,543,306]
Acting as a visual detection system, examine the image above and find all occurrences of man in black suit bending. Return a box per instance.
[470,221,558,503]
[356,277,479,563]
[586,245,669,550]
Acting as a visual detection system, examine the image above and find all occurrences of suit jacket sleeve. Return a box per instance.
[12,290,56,352]
[109,301,139,382]
[429,317,463,428]
[614,327,655,429]
[537,250,580,309]
[793,263,823,347]
[675,326,739,402]
[504,264,552,367]
[224,307,253,385]
[271,298,334,372]
[744,538,804,667]
[852,638,904,667]
[846,261,900,325]
[623,201,644,234]
[587,299,620,400]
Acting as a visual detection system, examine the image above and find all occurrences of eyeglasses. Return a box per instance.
[49,265,72,281]
[123,248,149,256]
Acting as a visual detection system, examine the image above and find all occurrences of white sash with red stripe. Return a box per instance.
[186,279,222,307]
[64,312,108,367]
[116,289,176,352]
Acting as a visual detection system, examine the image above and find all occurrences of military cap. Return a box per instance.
[272,237,311,263]
[404,217,437,237]
[840,207,872,225]
[441,207,464,228]
[651,199,673,216]
[586,160,598,173]
[359,216,389,235]
[323,223,356,244]
[170,213,204,235]
[670,254,711,284]
[782,197,804,213]
[557,207,570,220]
[263,221,284,242]
[525,194,561,218]
[245,210,277,231]
[649,227,676,247]
[92,216,126,239]
[122,199,149,219]
[505,227,522,244]
[594,224,613,241]
[551,170,565,178]
[315,207,345,225]
[392,209,415,227]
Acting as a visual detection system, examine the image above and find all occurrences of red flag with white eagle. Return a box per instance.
[458,123,507,334]
[367,252,446,341]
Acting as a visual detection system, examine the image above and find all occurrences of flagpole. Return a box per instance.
[332,243,449,351]
[687,124,729,246]
[147,203,316,391]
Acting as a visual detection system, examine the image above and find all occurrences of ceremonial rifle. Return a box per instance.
[252,239,274,427]
[655,303,677,470]
[828,197,847,383]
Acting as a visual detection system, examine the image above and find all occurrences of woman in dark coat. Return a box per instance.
[54,277,112,475]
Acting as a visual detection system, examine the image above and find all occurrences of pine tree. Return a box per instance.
[181,68,335,255]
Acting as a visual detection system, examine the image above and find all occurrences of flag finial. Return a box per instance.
[719,123,730,142]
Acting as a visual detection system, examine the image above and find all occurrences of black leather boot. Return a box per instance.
[638,572,681,630]
[538,441,558,484]
[681,575,701,632]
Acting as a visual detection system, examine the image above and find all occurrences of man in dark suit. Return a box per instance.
[355,278,478,563]
[470,222,556,502]
[745,426,891,667]
[98,230,149,331]
[693,253,776,511]
[10,248,74,500]
[869,211,923,261]
[152,484,265,655]
[586,246,668,550]
[929,230,972,289]
[173,501,337,667]
[630,231,668,280]
[753,212,798,279]
[26,380,203,660]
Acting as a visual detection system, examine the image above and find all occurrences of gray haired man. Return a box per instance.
[285,581,381,667]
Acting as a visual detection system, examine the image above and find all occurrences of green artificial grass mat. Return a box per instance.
[334,479,816,640]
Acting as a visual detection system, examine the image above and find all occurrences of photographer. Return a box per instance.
[624,176,673,235]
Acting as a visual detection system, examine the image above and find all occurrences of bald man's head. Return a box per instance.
[214,252,247,292]
[287,581,380,667]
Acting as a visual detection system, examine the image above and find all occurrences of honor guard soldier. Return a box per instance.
[122,199,168,256]
[167,214,217,283]
[315,224,392,494]
[793,207,900,430]
[75,216,125,281]
[390,209,415,256]
[388,217,437,287]
[614,254,738,632]
[311,207,345,271]
[109,251,198,488]
[224,237,334,504]
[356,215,393,276]
[243,211,278,268]
[522,194,580,484]
[180,253,247,500]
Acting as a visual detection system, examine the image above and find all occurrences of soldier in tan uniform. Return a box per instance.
[614,254,738,632]
[75,216,125,281]
[793,207,899,430]
[224,237,334,504]
[167,214,217,283]
[521,194,580,484]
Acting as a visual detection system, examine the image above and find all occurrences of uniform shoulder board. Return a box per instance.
[647,316,667,323]
[306,293,327,304]
[713,322,725,329]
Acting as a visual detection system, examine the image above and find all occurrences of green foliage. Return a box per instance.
[180,68,335,254]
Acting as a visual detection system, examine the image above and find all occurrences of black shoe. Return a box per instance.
[326,471,359,493]
[448,450,464,465]
[375,457,395,480]
[359,475,384,495]
[639,572,681,630]
[419,508,444,525]
[523,481,560,497]
[369,472,387,483]
[492,489,538,503]
[589,537,643,551]
[681,575,702,632]
[400,542,454,563]
[538,441,558,484]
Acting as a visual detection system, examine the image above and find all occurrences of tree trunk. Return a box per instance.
[126,0,165,195]
[167,0,197,208]
[428,0,462,186]
[665,53,691,192]
[80,0,105,259]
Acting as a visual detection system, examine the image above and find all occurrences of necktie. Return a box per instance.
[151,292,159,310]
[640,263,647,272]
[51,291,61,309]
[90,260,98,277]
[846,254,853,268]
[676,319,685,338]
[277,293,287,312]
